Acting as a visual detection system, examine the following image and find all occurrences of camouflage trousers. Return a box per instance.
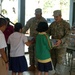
[28,45,37,66]
[51,47,66,75]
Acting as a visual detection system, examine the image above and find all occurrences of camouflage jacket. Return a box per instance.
[47,19,70,47]
[23,17,47,38]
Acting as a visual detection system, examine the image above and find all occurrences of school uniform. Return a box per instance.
[0,30,7,75]
[35,32,53,72]
[7,32,28,72]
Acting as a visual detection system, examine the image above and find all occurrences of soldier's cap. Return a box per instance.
[53,10,61,16]
[35,8,42,14]
[36,22,48,32]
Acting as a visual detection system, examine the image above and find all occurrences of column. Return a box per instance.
[18,0,25,26]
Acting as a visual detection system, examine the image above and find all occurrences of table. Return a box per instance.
[66,46,75,75]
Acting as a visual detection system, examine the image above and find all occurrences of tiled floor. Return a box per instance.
[8,45,75,75]
[8,54,75,75]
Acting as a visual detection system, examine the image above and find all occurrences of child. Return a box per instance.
[3,18,14,60]
[0,18,9,75]
[35,22,53,75]
[3,17,14,43]
[7,22,33,75]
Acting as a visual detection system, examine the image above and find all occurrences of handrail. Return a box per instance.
[0,13,15,25]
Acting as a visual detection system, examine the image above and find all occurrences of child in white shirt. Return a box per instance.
[0,18,8,75]
[7,22,33,75]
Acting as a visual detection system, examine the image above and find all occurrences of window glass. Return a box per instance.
[25,0,70,25]
[1,0,18,25]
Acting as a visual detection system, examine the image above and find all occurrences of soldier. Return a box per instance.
[47,10,70,75]
[22,8,47,71]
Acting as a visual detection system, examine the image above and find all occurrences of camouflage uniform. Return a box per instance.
[23,17,47,66]
[47,19,70,75]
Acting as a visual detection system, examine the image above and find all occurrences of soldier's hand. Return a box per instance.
[55,39,62,46]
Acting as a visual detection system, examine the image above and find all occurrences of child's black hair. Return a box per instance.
[0,18,7,27]
[14,23,22,32]
[5,17,10,22]
[36,22,48,32]
[4,17,10,26]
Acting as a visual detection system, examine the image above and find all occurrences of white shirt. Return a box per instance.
[7,32,28,57]
[0,30,7,57]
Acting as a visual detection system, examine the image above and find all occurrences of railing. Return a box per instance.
[0,13,15,25]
